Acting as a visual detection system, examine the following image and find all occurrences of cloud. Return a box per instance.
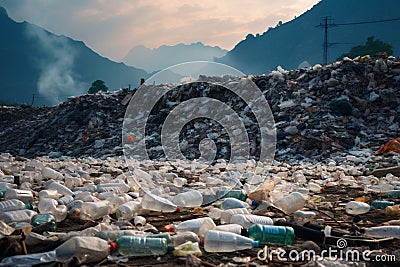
[1,0,320,61]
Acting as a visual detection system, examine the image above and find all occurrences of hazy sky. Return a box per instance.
[1,0,320,61]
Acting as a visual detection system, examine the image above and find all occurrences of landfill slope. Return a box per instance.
[0,56,399,162]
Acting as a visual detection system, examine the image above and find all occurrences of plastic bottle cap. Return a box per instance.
[167,245,174,252]
[251,200,259,206]
[25,203,33,210]
[253,241,259,248]
[176,207,181,212]
[163,224,175,232]
[109,242,117,252]
[199,239,204,247]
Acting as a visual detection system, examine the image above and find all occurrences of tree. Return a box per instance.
[337,36,393,60]
[88,80,108,94]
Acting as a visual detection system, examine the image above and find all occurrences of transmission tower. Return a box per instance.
[316,16,336,65]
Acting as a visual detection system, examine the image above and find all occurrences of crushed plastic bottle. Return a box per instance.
[141,192,179,212]
[220,207,250,224]
[47,181,74,196]
[79,200,111,220]
[274,192,306,214]
[216,189,247,201]
[171,231,200,247]
[173,241,202,257]
[293,210,317,225]
[220,198,249,210]
[0,209,37,224]
[247,224,295,245]
[116,200,142,220]
[203,230,258,252]
[4,189,34,204]
[364,226,400,239]
[230,214,273,228]
[173,190,203,207]
[31,213,57,231]
[110,236,171,256]
[38,198,68,222]
[345,201,370,215]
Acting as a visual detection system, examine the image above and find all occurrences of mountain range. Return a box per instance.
[0,7,148,106]
[217,0,400,74]
[122,43,227,73]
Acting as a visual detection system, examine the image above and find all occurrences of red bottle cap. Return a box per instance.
[109,242,117,252]
[176,207,181,212]
[163,224,175,232]
[200,239,204,247]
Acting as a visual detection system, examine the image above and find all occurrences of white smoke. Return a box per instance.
[25,24,86,105]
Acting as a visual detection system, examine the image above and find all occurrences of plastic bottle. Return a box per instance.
[163,217,215,235]
[203,230,258,252]
[220,198,249,210]
[1,251,56,266]
[215,224,244,235]
[97,182,131,194]
[4,189,34,204]
[364,226,400,239]
[0,198,31,212]
[384,205,400,216]
[42,167,63,180]
[0,181,14,190]
[108,194,133,214]
[307,182,322,193]
[96,229,142,241]
[58,195,74,206]
[371,200,394,210]
[38,189,61,200]
[274,192,306,214]
[386,190,400,198]
[173,177,187,187]
[54,236,111,264]
[116,201,142,220]
[38,198,68,222]
[31,213,57,231]
[247,224,295,245]
[293,210,316,225]
[216,189,247,201]
[220,208,250,224]
[345,201,370,215]
[0,209,37,224]
[230,214,273,228]
[141,192,179,213]
[171,231,200,247]
[173,190,203,207]
[47,181,74,196]
[79,200,111,220]
[111,236,171,257]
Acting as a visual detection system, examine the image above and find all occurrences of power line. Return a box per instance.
[316,16,400,65]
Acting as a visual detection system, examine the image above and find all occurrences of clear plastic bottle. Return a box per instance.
[4,189,34,204]
[216,189,247,201]
[141,192,179,213]
[203,230,258,252]
[108,194,133,214]
[171,231,200,247]
[97,182,131,194]
[173,177,187,187]
[42,167,63,180]
[345,201,370,215]
[96,229,143,241]
[293,210,316,225]
[116,200,142,220]
[0,209,37,224]
[371,200,394,210]
[274,192,306,214]
[247,224,295,245]
[230,214,273,228]
[38,189,61,200]
[220,198,249,210]
[111,236,171,257]
[307,182,322,193]
[134,215,146,226]
[364,226,400,239]
[215,224,244,235]
[58,195,74,206]
[47,181,74,196]
[79,200,111,220]
[220,208,250,224]
[54,236,111,264]
[38,198,68,222]
[173,190,203,207]
[163,217,215,235]
[0,198,31,212]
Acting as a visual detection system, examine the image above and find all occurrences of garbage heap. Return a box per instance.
[0,55,399,164]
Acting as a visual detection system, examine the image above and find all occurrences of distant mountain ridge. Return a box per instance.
[217,0,400,74]
[0,6,148,106]
[122,42,227,72]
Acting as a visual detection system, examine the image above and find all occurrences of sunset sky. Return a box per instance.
[1,0,320,61]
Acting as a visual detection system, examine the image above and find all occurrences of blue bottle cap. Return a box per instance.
[251,200,259,207]
[253,240,259,248]
[167,245,174,252]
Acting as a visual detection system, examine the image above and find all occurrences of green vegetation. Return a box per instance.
[88,80,108,94]
[338,36,393,60]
